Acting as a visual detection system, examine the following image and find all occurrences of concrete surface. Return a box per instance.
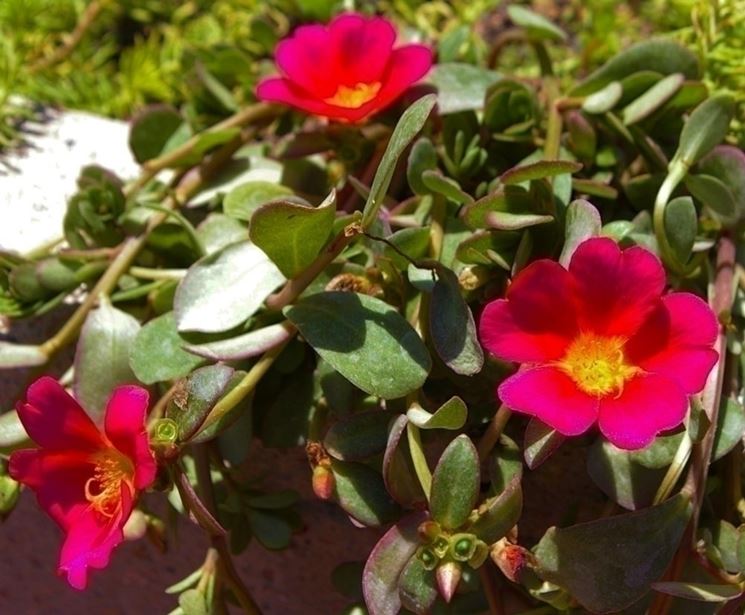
[0,110,378,614]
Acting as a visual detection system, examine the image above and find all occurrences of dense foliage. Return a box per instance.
[2,2,745,614]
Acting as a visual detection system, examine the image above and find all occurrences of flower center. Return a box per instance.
[84,449,134,518]
[324,81,381,109]
[559,332,640,397]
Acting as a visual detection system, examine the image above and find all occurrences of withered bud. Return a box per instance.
[325,272,376,295]
[490,538,535,583]
[458,265,491,291]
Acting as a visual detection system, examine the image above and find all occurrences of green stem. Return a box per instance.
[142,203,206,257]
[653,433,692,505]
[129,266,187,281]
[406,422,432,500]
[477,404,512,461]
[199,336,293,433]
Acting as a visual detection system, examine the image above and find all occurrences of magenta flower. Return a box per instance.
[479,237,719,450]
[9,377,157,589]
[256,12,433,123]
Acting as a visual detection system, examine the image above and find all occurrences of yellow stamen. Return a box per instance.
[324,81,381,109]
[558,332,640,397]
[84,449,134,518]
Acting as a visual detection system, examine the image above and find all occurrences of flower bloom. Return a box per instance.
[256,12,433,123]
[9,377,157,589]
[479,237,719,450]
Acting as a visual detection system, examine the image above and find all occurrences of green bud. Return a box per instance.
[0,474,20,519]
[432,535,450,559]
[152,418,179,444]
[450,533,476,561]
[9,263,45,301]
[418,547,438,571]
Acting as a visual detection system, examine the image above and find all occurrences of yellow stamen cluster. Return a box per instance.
[324,81,381,108]
[84,449,134,518]
[559,332,640,397]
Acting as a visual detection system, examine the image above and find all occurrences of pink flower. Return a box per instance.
[479,237,719,450]
[9,377,157,589]
[256,12,433,123]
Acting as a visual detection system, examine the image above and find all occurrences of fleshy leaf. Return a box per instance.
[429,435,480,530]
[428,63,501,114]
[559,199,601,267]
[324,411,394,461]
[406,397,467,430]
[223,180,294,222]
[524,418,566,469]
[398,556,438,614]
[331,459,401,527]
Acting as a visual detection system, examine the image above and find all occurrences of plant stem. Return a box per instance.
[129,266,187,281]
[199,336,293,433]
[653,434,692,505]
[478,404,512,461]
[193,446,261,615]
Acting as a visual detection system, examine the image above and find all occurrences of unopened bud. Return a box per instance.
[325,273,374,294]
[490,538,535,583]
[449,533,476,562]
[312,464,335,500]
[436,561,462,603]
[417,520,441,543]
[418,547,438,571]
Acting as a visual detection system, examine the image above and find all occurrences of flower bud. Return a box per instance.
[312,464,335,500]
[436,561,462,603]
[449,533,476,562]
[490,538,535,583]
[417,520,441,543]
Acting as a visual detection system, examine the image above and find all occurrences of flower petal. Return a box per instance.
[58,486,132,590]
[16,377,103,451]
[256,77,363,122]
[104,386,157,490]
[598,373,688,450]
[328,14,396,85]
[626,293,719,393]
[569,237,665,337]
[274,24,339,98]
[479,260,578,362]
[9,448,92,529]
[498,366,598,436]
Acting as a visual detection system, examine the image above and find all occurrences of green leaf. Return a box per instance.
[249,191,336,278]
[324,411,394,461]
[524,418,565,469]
[421,170,473,204]
[383,416,426,507]
[652,582,741,603]
[455,231,519,268]
[582,81,623,114]
[406,397,467,430]
[489,434,523,493]
[713,398,745,461]
[0,410,30,453]
[407,138,438,195]
[698,145,745,220]
[534,493,692,613]
[223,180,294,222]
[398,556,438,614]
[587,438,667,510]
[486,211,553,231]
[630,433,685,469]
[461,186,534,230]
[382,227,431,270]
[284,292,431,399]
[430,435,480,530]
[710,520,742,573]
[428,63,501,114]
[363,512,427,615]
[500,160,582,185]
[685,174,737,219]
[166,365,235,441]
[249,509,293,550]
[673,93,735,167]
[622,73,684,125]
[196,213,248,255]
[183,322,294,362]
[331,459,400,527]
[73,301,140,422]
[572,39,699,96]
[507,5,567,41]
[174,241,285,333]
[362,95,436,229]
[429,267,484,376]
[468,476,522,545]
[664,196,697,264]
[128,105,183,164]
[129,312,204,385]
[559,199,601,267]
[178,589,207,615]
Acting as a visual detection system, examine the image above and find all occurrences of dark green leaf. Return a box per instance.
[129,312,204,385]
[249,191,336,277]
[428,64,501,114]
[128,105,182,164]
[664,196,697,264]
[652,582,741,602]
[383,416,426,507]
[74,301,140,422]
[399,556,438,614]
[455,231,519,268]
[559,199,601,267]
[685,174,737,219]
[421,170,473,204]
[249,509,293,550]
[324,411,394,461]
[534,493,692,613]
[430,268,484,376]
[363,512,427,615]
[572,39,699,96]
[674,93,735,167]
[223,181,294,222]
[698,145,745,220]
[406,397,467,430]
[284,292,431,399]
[630,433,685,469]
[332,459,401,527]
[362,95,436,229]
[582,81,623,114]
[382,227,431,270]
[430,435,480,530]
[507,5,567,41]
[174,241,285,333]
[524,418,565,469]
[489,434,523,493]
[486,211,553,231]
[713,399,745,461]
[468,476,522,545]
[407,138,439,195]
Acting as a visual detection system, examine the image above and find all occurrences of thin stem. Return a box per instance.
[200,336,292,433]
[194,446,261,615]
[653,434,692,505]
[406,422,432,500]
[174,464,227,537]
[478,404,512,461]
[129,266,187,281]
[429,195,446,260]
